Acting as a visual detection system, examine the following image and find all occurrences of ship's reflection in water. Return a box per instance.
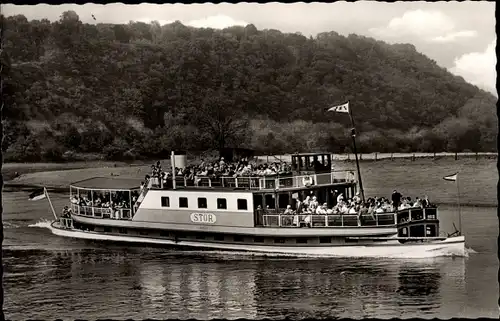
[252,257,466,319]
[3,248,467,319]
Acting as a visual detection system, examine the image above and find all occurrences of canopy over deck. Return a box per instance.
[70,177,141,190]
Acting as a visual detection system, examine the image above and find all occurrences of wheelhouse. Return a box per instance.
[396,207,440,239]
[70,177,141,220]
[291,152,332,175]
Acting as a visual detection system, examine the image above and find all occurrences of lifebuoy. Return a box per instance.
[303,176,313,187]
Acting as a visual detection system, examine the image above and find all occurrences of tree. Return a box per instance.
[195,87,249,155]
[1,14,497,160]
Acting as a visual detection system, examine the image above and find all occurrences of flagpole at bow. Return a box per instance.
[44,187,58,220]
[327,100,365,204]
[443,173,461,236]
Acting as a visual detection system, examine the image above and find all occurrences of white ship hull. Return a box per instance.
[49,221,465,259]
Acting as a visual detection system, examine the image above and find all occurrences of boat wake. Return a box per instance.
[4,221,22,229]
[465,247,478,255]
[28,219,53,229]
[172,246,469,260]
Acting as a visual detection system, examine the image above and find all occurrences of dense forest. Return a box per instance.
[1,11,497,162]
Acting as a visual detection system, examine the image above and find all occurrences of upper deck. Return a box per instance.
[153,170,357,191]
[70,177,141,191]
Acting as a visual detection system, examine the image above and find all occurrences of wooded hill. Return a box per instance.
[1,11,497,162]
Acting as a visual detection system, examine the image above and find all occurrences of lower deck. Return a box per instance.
[59,217,412,247]
[53,218,466,258]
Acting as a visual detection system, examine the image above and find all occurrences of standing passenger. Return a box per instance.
[391,190,402,209]
[331,190,339,206]
[337,192,344,204]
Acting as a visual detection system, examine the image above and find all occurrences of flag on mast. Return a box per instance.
[327,101,349,113]
[29,188,46,201]
[443,173,458,181]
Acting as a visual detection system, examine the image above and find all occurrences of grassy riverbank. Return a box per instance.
[3,157,497,207]
[1,161,150,182]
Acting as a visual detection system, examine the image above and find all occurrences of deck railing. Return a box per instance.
[71,204,132,220]
[59,217,73,229]
[396,207,437,223]
[153,170,356,191]
[262,213,397,227]
[261,207,438,228]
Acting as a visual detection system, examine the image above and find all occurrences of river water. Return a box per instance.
[2,188,498,319]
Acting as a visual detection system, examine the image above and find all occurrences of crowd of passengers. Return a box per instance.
[280,190,434,216]
[64,191,140,217]
[142,158,294,190]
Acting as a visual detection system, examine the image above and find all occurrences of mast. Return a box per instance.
[347,102,365,204]
[171,151,177,190]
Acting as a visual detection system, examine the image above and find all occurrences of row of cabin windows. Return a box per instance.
[160,196,248,210]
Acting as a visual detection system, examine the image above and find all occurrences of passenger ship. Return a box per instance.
[47,152,465,258]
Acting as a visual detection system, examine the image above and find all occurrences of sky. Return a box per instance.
[3,2,497,95]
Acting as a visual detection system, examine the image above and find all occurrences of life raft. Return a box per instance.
[302,176,314,187]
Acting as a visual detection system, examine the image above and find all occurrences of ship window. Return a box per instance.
[139,230,148,236]
[196,234,205,240]
[217,198,227,209]
[198,197,207,209]
[161,196,170,207]
[214,234,224,241]
[104,227,111,233]
[319,237,331,243]
[296,238,308,244]
[234,235,244,242]
[254,237,264,243]
[274,238,286,244]
[426,224,437,237]
[160,231,169,237]
[237,199,248,210]
[118,228,127,234]
[179,197,188,208]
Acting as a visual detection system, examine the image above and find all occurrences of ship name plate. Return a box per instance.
[190,212,217,224]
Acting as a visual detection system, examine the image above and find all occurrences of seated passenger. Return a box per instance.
[316,203,327,215]
[359,204,368,215]
[61,206,70,218]
[352,192,361,204]
[399,199,411,210]
[303,196,311,207]
[382,200,393,212]
[284,205,294,215]
[413,197,423,208]
[310,196,319,209]
[423,195,432,207]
